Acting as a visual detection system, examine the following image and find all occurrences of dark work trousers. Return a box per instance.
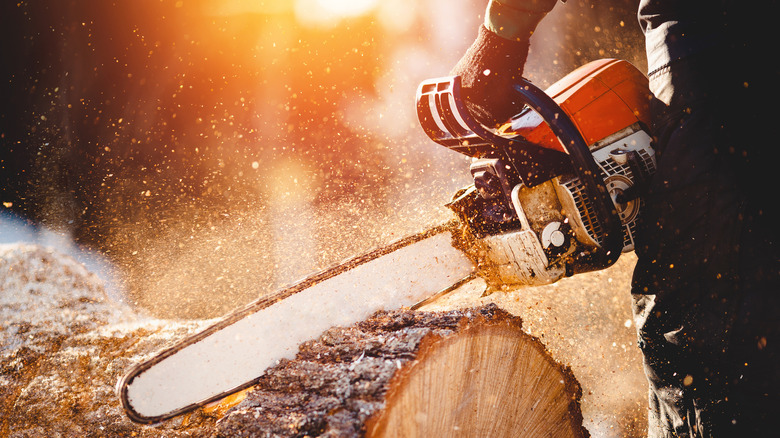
[631,53,780,437]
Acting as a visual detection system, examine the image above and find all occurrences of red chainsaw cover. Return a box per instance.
[503,59,651,153]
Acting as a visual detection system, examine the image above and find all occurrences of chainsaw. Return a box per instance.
[118,58,655,423]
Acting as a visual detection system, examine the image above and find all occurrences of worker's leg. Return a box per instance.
[631,57,779,437]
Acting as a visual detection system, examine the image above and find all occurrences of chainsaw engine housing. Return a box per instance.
[417,59,656,287]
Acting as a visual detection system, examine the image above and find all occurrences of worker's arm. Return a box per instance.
[451,0,559,127]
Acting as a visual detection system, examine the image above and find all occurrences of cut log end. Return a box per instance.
[366,311,587,438]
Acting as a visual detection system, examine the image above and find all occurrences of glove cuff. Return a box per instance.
[484,0,557,42]
[451,25,530,89]
[474,23,532,56]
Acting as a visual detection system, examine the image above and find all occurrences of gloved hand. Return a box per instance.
[450,25,531,127]
[451,0,558,127]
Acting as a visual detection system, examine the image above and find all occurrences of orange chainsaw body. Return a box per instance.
[506,59,651,152]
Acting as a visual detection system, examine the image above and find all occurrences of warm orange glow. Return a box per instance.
[295,0,379,27]
[315,0,378,18]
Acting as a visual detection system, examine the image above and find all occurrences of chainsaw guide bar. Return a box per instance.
[118,221,475,423]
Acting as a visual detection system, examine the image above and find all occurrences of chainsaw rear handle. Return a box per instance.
[417,76,571,187]
[416,76,623,269]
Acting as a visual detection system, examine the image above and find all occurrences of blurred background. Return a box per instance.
[1,0,645,318]
[1,1,649,435]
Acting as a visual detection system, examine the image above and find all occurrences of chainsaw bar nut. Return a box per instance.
[541,221,566,249]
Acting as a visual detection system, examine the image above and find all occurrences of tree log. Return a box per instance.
[214,305,588,438]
